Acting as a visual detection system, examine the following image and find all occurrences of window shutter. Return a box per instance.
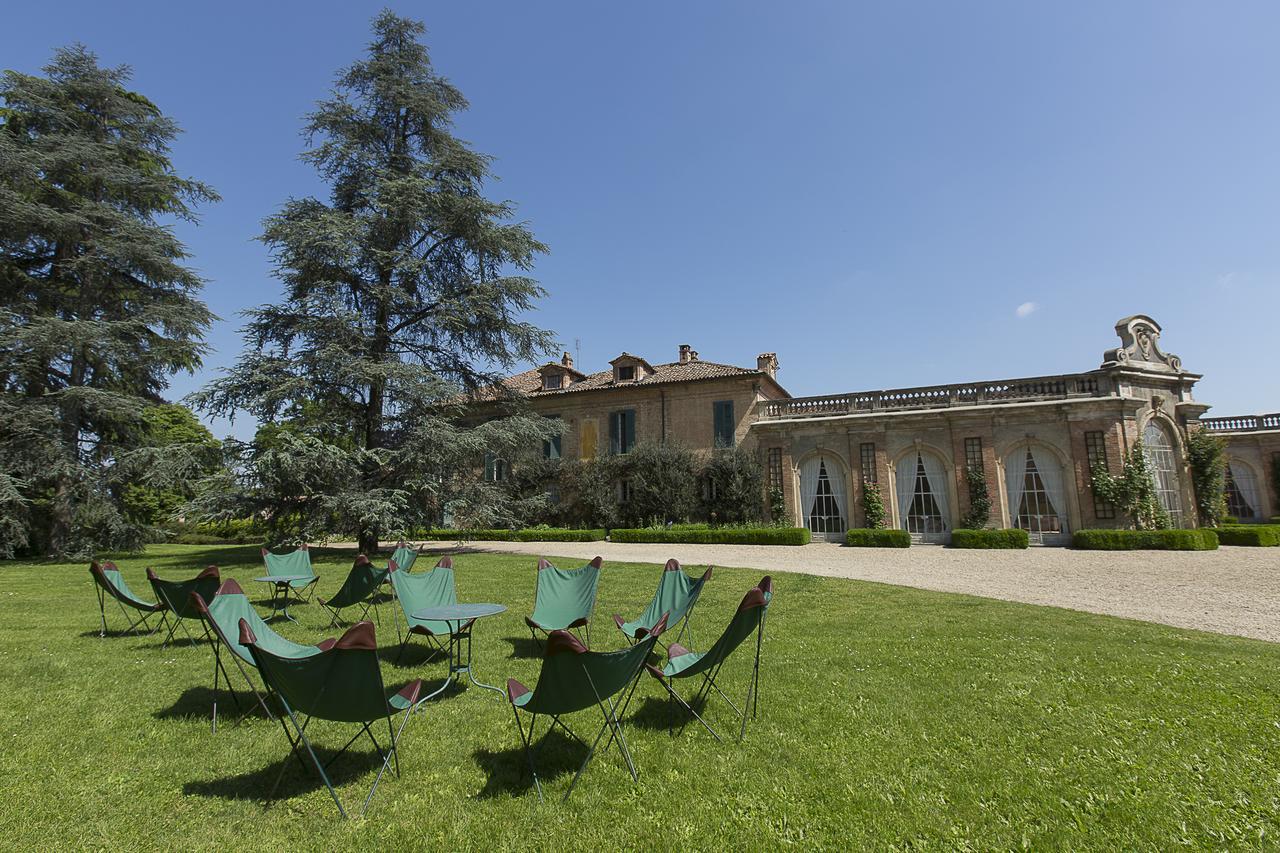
[624,409,635,452]
[713,401,734,447]
[609,412,620,455]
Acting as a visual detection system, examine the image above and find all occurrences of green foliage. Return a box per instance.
[959,465,991,530]
[768,483,789,526]
[609,442,701,528]
[861,481,886,529]
[1090,439,1170,530]
[702,446,765,526]
[610,526,811,545]
[0,46,217,557]
[1072,529,1218,551]
[1214,525,1280,547]
[1185,428,1228,527]
[189,13,556,552]
[950,528,1030,549]
[121,404,221,529]
[414,528,605,542]
[845,528,911,548]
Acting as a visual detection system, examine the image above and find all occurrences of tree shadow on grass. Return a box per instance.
[153,685,274,724]
[471,729,589,799]
[503,635,543,659]
[183,744,382,805]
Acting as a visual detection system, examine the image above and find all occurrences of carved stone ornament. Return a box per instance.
[1100,315,1184,373]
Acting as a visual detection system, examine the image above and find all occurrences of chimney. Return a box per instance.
[756,352,779,379]
[561,351,573,369]
[678,344,693,363]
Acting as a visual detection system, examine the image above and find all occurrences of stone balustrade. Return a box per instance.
[1199,413,1280,433]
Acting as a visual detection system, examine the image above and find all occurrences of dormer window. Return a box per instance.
[543,373,564,390]
[617,365,635,382]
[609,353,654,383]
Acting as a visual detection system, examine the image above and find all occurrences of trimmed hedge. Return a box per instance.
[845,529,911,548]
[610,527,811,545]
[415,529,605,542]
[950,528,1030,549]
[1215,525,1280,547]
[1072,529,1219,551]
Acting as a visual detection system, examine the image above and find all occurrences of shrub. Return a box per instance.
[950,528,1030,549]
[514,528,606,542]
[1186,427,1229,527]
[845,528,910,548]
[1091,439,1169,530]
[414,528,605,542]
[959,465,991,530]
[861,482,886,529]
[702,446,765,526]
[1215,525,1280,547]
[1072,529,1219,551]
[610,527,811,545]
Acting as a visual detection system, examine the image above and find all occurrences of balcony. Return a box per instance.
[761,373,1109,420]
[1199,413,1280,433]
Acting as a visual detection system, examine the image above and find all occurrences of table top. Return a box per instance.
[411,603,507,622]
[255,574,310,583]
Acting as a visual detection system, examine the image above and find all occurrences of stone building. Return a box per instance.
[499,315,1277,542]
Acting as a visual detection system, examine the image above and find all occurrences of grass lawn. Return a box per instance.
[1,544,1278,849]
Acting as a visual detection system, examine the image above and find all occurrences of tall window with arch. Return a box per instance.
[1142,421,1184,527]
[1225,460,1261,521]
[800,454,847,538]
[1004,446,1069,540]
[895,451,950,536]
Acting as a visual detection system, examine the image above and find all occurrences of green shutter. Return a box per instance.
[714,401,734,447]
[609,412,620,455]
[624,409,635,453]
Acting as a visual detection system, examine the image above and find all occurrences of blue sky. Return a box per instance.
[5,2,1278,439]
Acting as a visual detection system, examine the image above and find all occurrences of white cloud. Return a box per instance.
[1015,301,1038,319]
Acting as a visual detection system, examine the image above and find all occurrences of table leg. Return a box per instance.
[278,583,297,623]
[458,625,504,699]
[415,632,458,707]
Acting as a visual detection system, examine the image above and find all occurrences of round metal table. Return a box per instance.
[254,574,310,622]
[409,603,507,702]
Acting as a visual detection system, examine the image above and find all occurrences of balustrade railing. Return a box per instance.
[762,373,1107,420]
[1200,413,1280,432]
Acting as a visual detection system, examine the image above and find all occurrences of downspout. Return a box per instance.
[660,389,667,444]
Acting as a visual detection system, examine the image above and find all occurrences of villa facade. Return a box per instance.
[501,315,1279,543]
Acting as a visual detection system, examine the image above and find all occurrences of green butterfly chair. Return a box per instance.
[146,565,221,647]
[388,541,420,573]
[613,558,711,647]
[89,560,164,637]
[524,557,602,646]
[239,619,423,819]
[646,576,772,742]
[506,613,668,802]
[388,556,471,665]
[192,579,333,731]
[261,543,319,602]
[320,555,388,628]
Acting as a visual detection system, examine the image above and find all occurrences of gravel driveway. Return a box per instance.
[427,540,1280,643]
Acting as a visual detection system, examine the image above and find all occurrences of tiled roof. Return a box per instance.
[500,359,768,397]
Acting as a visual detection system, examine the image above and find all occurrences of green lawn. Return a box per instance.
[1,544,1278,849]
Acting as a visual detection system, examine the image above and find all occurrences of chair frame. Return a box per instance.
[89,561,163,638]
[524,557,602,648]
[147,566,220,648]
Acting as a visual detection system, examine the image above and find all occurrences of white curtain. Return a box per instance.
[920,452,951,528]
[799,456,822,528]
[827,458,848,524]
[1029,447,1069,531]
[895,454,917,528]
[1230,462,1261,519]
[1004,448,1029,523]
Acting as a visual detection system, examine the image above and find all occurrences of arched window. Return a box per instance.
[895,451,949,535]
[800,455,847,537]
[1225,461,1261,520]
[1142,422,1184,526]
[1004,447,1068,536]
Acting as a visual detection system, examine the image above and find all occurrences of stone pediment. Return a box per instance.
[1101,315,1183,373]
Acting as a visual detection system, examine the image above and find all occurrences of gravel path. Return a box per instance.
[421,540,1280,643]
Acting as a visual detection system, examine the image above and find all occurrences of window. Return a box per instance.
[542,373,563,390]
[543,415,561,460]
[618,479,633,503]
[617,364,636,381]
[964,437,983,472]
[806,458,846,535]
[483,452,507,483]
[1225,463,1259,520]
[1084,431,1116,520]
[860,442,876,484]
[905,454,947,535]
[609,409,636,455]
[1142,422,1184,527]
[1013,449,1063,535]
[713,400,735,447]
[768,447,783,490]
[580,419,598,460]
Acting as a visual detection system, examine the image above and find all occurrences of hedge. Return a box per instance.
[1072,529,1219,551]
[610,527,811,545]
[1214,525,1280,547]
[845,529,911,548]
[415,529,605,542]
[950,528,1029,549]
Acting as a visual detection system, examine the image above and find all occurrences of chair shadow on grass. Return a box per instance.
[377,641,446,669]
[141,634,208,651]
[152,685,273,723]
[470,729,588,798]
[183,745,380,804]
[502,635,543,659]
[77,628,158,640]
[626,694,708,733]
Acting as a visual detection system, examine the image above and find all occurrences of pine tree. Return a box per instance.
[193,13,556,551]
[0,46,216,557]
